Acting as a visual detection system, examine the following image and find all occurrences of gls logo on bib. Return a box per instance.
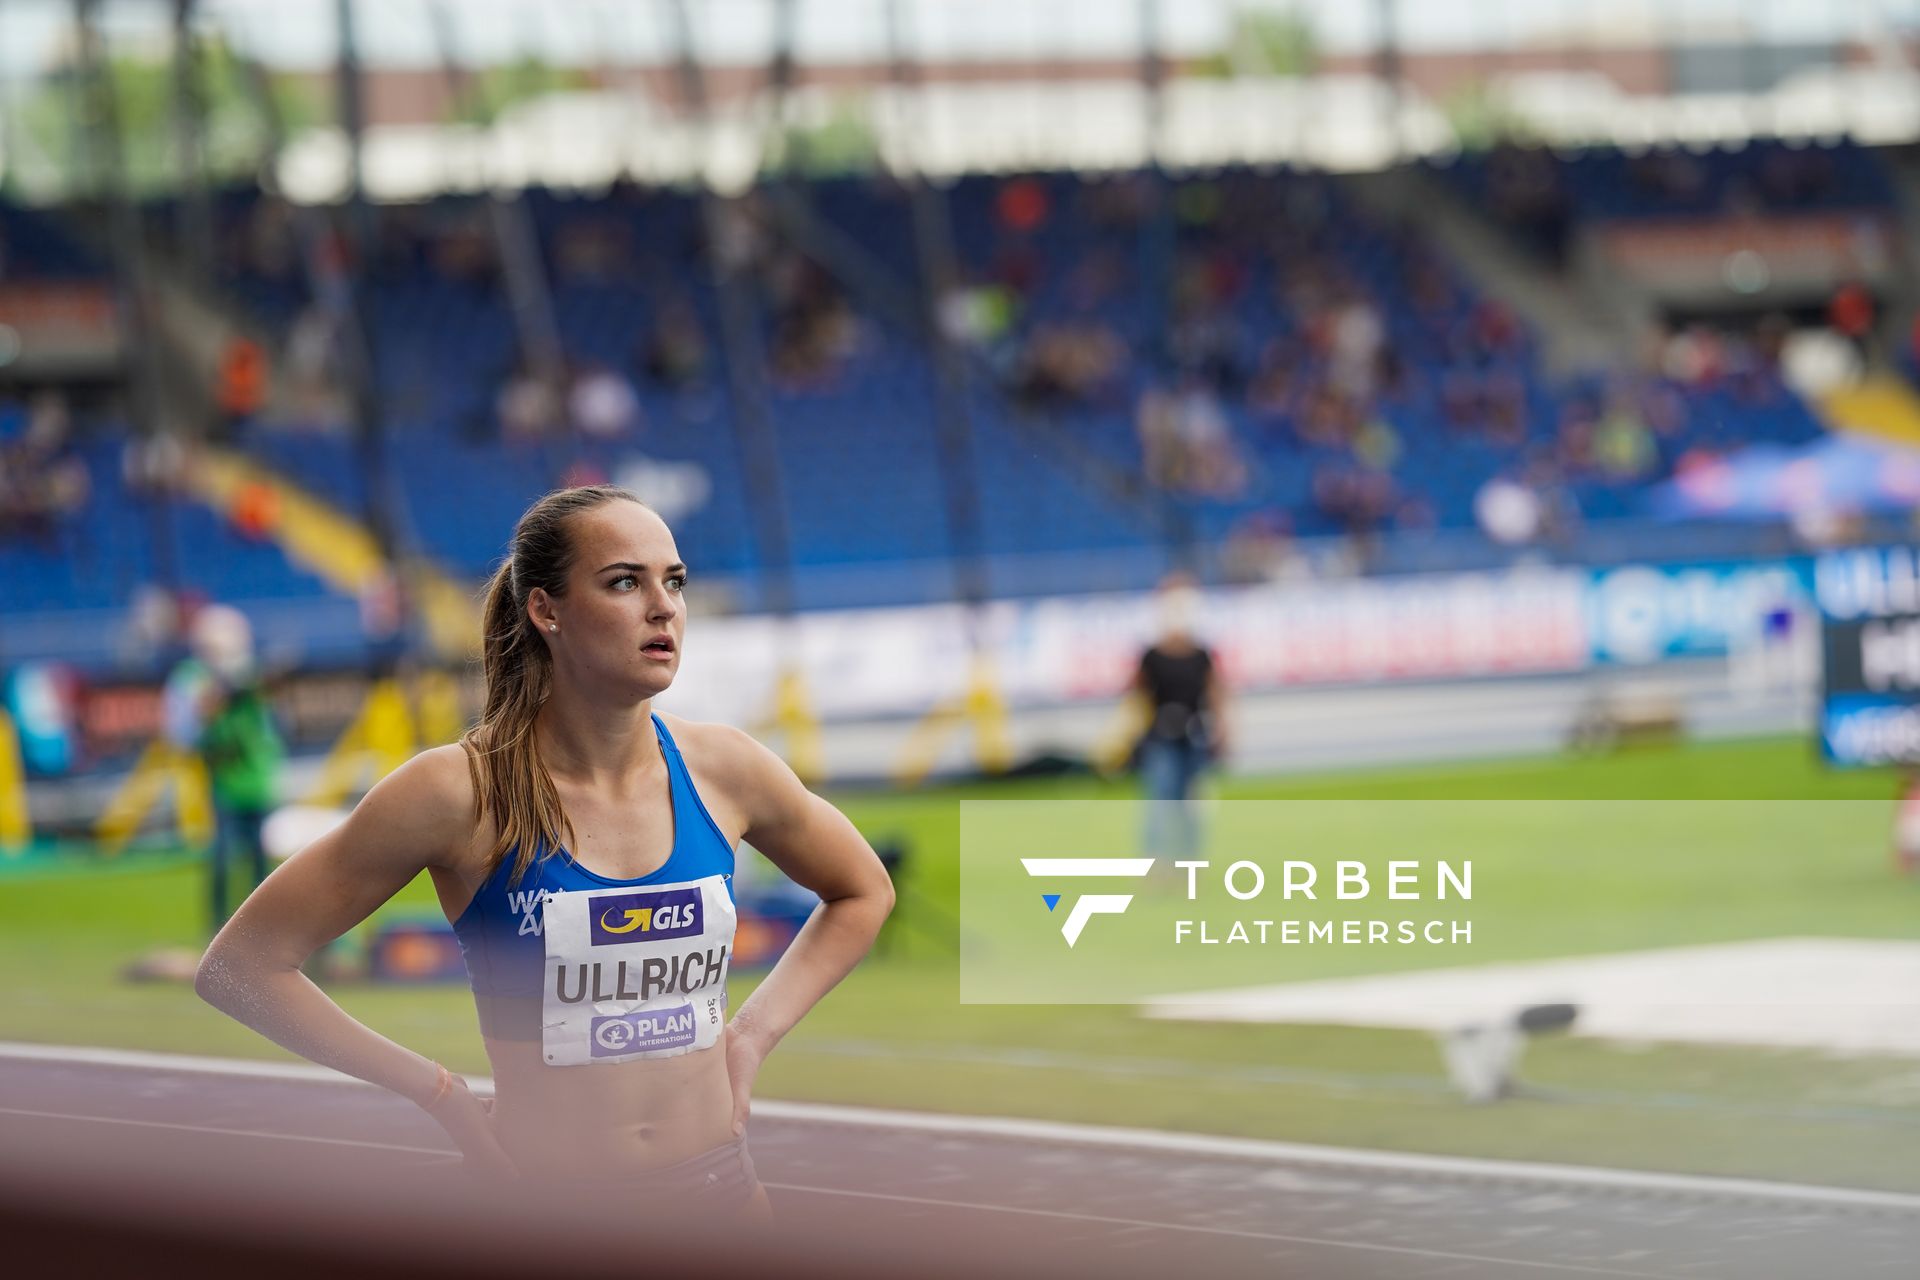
[589,887,703,946]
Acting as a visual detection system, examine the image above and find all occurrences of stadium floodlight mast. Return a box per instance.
[69,0,185,593]
[664,0,800,628]
[883,0,992,620]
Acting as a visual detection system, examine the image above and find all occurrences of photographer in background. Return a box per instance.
[184,606,285,933]
[1133,573,1230,864]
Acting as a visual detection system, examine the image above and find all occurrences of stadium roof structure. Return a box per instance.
[6,0,1920,200]
[260,66,1920,202]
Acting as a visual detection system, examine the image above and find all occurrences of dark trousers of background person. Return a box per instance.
[1140,734,1210,863]
[210,806,269,933]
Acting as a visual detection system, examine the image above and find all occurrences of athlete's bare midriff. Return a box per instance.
[483,1034,736,1178]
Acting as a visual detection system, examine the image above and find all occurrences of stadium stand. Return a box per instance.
[0,146,1874,667]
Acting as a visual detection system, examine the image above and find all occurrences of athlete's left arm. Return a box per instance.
[698,723,894,1123]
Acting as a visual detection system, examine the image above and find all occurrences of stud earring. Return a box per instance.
[548,624,558,632]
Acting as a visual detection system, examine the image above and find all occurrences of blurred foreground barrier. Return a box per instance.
[753,664,822,786]
[0,710,27,853]
[92,741,213,855]
[305,678,419,807]
[893,655,1011,788]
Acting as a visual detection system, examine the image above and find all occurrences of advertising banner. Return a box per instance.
[667,568,1592,726]
[1817,546,1920,766]
[1583,559,1812,666]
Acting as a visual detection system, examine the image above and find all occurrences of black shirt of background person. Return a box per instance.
[1137,645,1215,746]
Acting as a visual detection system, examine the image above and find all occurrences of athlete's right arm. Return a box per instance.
[194,745,512,1172]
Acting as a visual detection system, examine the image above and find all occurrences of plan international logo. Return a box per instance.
[1020,857,1155,947]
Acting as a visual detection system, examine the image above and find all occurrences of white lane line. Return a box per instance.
[760,1182,1681,1280]
[0,1041,359,1085]
[5,1040,1919,1214]
[0,1105,448,1157]
[750,1101,1920,1213]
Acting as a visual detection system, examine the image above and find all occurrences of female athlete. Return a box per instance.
[196,485,896,1220]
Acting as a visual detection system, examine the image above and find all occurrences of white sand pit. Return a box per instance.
[1143,937,1920,1058]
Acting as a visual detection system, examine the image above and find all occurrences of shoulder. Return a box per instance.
[659,713,785,789]
[359,743,482,846]
[659,714,802,837]
[284,743,482,881]
[397,742,479,807]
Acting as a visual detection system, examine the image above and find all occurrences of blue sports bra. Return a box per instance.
[451,713,738,1045]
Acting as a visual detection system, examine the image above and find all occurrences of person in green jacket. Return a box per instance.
[198,672,284,933]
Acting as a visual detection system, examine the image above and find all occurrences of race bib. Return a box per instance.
[538,875,735,1066]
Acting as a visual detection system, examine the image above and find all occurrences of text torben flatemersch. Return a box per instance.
[1170,859,1473,946]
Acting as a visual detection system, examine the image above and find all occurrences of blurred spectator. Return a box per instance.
[765,252,864,391]
[1592,400,1656,481]
[1012,321,1125,411]
[497,363,566,440]
[939,284,1018,350]
[121,584,184,670]
[569,364,641,438]
[1352,416,1401,471]
[1313,464,1396,541]
[284,304,345,419]
[995,178,1051,234]
[1482,369,1528,447]
[1138,386,1182,487]
[1221,509,1312,585]
[1245,339,1298,418]
[1474,474,1543,546]
[1136,382,1247,498]
[1828,282,1875,359]
[1167,261,1245,388]
[637,299,711,390]
[0,393,89,541]
[1663,325,1727,389]
[215,335,269,433]
[123,430,188,496]
[1328,299,1384,400]
[1782,328,1862,396]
